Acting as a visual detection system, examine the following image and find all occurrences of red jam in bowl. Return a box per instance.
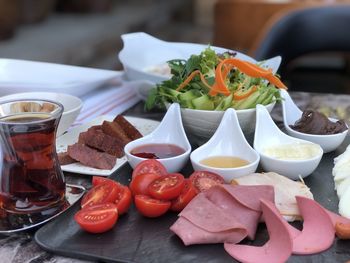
[131,144,185,159]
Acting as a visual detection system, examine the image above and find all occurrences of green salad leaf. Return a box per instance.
[145,47,282,111]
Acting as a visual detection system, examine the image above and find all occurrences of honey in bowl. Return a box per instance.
[131,143,185,159]
[200,156,250,168]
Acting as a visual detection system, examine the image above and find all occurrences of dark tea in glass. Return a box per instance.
[0,100,66,218]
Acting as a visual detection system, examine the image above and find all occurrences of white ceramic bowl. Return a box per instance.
[0,92,83,136]
[254,105,323,180]
[124,103,191,173]
[181,102,275,141]
[118,32,282,99]
[191,108,260,182]
[281,89,348,153]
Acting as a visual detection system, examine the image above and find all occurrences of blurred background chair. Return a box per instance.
[214,1,350,93]
[251,5,350,93]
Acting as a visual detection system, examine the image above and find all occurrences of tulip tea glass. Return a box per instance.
[0,100,66,220]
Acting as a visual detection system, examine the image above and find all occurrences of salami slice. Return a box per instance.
[292,196,335,255]
[224,199,293,263]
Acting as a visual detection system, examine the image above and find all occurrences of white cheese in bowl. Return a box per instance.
[263,142,322,160]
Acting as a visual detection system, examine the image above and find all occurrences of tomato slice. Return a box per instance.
[115,185,132,215]
[92,176,110,187]
[189,171,225,193]
[171,179,198,212]
[74,203,118,234]
[148,173,185,200]
[132,160,167,179]
[81,181,119,208]
[134,195,171,218]
[129,173,161,196]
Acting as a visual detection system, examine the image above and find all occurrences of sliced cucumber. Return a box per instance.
[215,93,233,110]
[235,91,261,109]
[255,88,271,105]
[192,95,214,110]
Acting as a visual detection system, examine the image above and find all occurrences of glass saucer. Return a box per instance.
[0,184,85,234]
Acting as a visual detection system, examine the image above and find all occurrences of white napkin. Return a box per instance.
[72,82,141,126]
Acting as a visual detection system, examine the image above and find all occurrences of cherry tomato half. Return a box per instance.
[189,171,225,193]
[74,203,118,234]
[92,176,110,187]
[171,179,198,212]
[81,181,119,208]
[132,160,167,179]
[134,195,171,218]
[148,173,185,200]
[115,185,132,215]
[130,173,161,196]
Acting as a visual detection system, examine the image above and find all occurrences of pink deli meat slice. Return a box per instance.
[326,209,350,226]
[170,217,247,246]
[224,199,293,263]
[204,185,266,240]
[221,184,275,211]
[292,196,335,255]
[170,193,248,245]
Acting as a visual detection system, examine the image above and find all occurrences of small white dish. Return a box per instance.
[0,92,83,136]
[118,32,281,98]
[190,108,260,182]
[57,115,160,176]
[254,104,323,180]
[124,103,191,173]
[281,89,348,153]
[0,59,122,97]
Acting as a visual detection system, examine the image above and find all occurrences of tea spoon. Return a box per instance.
[281,89,348,153]
[190,108,260,182]
[124,103,191,173]
[254,104,323,180]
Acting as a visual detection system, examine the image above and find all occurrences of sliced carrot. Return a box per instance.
[209,62,231,96]
[176,70,200,91]
[176,57,286,98]
[217,58,287,90]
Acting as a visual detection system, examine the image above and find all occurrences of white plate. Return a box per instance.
[0,59,122,97]
[56,115,160,176]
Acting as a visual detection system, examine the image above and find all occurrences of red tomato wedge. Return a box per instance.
[171,179,198,212]
[130,173,161,196]
[132,159,167,179]
[148,173,185,200]
[189,171,225,193]
[134,195,171,218]
[74,203,118,234]
[115,185,132,215]
[92,176,110,187]
[81,181,119,208]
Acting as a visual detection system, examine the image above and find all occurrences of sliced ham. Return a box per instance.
[170,185,275,245]
[326,209,350,226]
[232,172,313,218]
[291,196,335,255]
[170,217,247,246]
[170,193,248,245]
[220,184,275,212]
[224,199,293,263]
[204,186,261,240]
